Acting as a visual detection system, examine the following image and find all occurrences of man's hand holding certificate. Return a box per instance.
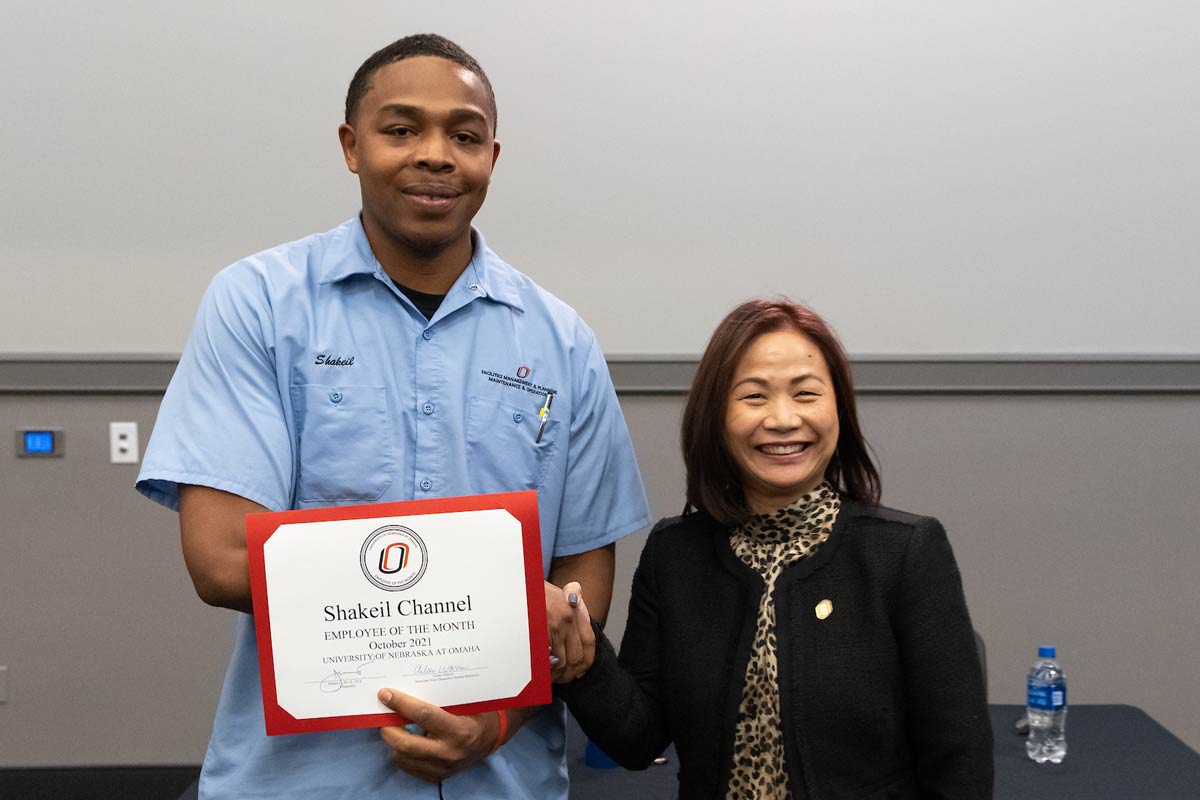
[246,491,550,736]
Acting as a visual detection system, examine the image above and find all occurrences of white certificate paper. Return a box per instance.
[246,491,549,736]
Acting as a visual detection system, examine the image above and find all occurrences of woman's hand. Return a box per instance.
[545,580,594,683]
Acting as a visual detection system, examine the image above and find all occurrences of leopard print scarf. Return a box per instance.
[725,482,841,800]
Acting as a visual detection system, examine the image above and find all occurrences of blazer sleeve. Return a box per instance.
[895,517,994,799]
[554,523,672,769]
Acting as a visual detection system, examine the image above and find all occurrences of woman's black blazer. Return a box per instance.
[557,499,993,799]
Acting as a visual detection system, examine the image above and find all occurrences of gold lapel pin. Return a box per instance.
[815,599,833,620]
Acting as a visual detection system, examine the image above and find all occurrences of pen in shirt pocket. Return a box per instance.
[535,391,554,443]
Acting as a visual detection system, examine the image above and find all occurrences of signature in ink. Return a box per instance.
[414,664,467,676]
[316,657,381,693]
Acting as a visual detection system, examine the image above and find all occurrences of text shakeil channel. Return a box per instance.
[322,595,474,622]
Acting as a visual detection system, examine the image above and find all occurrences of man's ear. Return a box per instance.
[338,123,360,174]
[491,139,501,169]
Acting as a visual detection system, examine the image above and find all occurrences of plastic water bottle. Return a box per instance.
[1026,645,1067,763]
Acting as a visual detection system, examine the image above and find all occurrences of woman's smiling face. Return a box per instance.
[725,329,840,514]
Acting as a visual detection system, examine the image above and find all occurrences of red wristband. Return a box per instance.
[489,709,508,756]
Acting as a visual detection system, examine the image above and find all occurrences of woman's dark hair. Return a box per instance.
[681,299,880,525]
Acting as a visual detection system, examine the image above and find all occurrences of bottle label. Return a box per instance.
[1027,682,1067,711]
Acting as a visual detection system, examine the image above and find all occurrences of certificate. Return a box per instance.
[246,490,550,736]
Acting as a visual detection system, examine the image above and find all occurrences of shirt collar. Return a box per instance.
[319,216,525,313]
[317,216,380,285]
[462,228,524,312]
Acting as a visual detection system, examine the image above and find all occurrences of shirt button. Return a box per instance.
[329,391,343,404]
[468,283,480,291]
[513,412,524,423]
[420,478,433,491]
[422,330,433,341]
[422,402,435,415]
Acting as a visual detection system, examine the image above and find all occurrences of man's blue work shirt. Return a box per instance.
[137,216,651,800]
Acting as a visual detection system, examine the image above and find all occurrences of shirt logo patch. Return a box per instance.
[516,365,531,379]
[315,354,356,366]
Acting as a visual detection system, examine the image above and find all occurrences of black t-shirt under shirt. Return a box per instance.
[394,282,444,320]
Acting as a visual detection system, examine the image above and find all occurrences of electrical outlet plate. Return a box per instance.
[109,421,139,464]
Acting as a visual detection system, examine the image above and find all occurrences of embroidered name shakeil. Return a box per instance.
[315,354,356,366]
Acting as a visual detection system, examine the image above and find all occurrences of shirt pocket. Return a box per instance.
[464,395,559,494]
[290,384,394,503]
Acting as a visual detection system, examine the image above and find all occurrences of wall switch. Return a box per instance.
[109,422,140,464]
[0,665,8,703]
[16,428,64,457]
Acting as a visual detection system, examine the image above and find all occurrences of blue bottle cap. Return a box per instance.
[1038,646,1056,658]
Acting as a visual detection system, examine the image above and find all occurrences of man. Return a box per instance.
[136,33,650,799]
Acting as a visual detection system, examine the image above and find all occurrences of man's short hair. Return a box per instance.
[344,33,497,131]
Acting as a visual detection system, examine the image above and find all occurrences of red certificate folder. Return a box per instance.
[246,490,550,736]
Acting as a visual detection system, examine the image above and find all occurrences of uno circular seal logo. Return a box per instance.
[360,525,428,591]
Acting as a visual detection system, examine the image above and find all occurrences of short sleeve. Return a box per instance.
[136,265,293,512]
[552,331,651,556]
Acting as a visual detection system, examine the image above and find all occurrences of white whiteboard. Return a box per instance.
[2,1,1197,356]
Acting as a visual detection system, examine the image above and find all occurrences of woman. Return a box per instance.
[557,300,993,799]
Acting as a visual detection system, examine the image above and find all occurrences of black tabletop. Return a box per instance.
[165,704,1200,800]
[566,704,1200,799]
[989,704,1200,799]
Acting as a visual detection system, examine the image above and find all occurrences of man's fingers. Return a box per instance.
[378,689,459,736]
[380,705,497,783]
[381,722,441,758]
[380,718,454,782]
[377,689,463,783]
[388,743,453,786]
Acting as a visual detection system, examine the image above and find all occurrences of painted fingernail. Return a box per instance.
[379,689,393,703]
[549,656,561,666]
[568,592,579,606]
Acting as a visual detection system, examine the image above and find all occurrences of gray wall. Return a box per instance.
[3,1,1200,356]
[2,382,1197,766]
[0,393,231,766]
[2,0,1198,769]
